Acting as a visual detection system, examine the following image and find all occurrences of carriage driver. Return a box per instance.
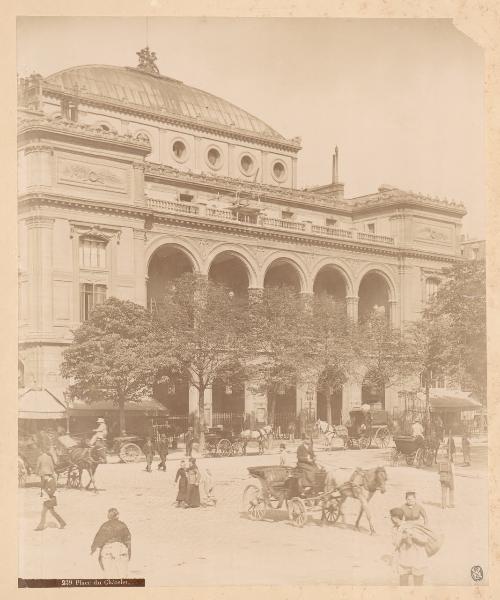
[296,439,322,490]
[89,417,108,446]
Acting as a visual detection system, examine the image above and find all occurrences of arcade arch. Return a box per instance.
[358,270,392,321]
[263,258,303,292]
[208,251,250,296]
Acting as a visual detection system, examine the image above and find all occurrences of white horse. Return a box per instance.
[315,420,347,449]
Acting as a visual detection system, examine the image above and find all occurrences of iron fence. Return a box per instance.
[212,412,245,431]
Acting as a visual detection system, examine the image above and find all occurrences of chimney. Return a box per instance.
[335,146,339,183]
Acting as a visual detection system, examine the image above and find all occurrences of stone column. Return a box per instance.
[132,161,145,206]
[346,296,359,322]
[343,378,362,420]
[133,229,147,307]
[24,145,53,188]
[26,215,55,335]
[389,300,399,328]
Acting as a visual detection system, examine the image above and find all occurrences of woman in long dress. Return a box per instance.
[185,458,201,508]
[175,460,188,507]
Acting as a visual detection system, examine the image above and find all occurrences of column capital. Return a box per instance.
[24,144,53,156]
[25,215,55,229]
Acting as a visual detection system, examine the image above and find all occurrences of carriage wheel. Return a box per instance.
[289,497,307,527]
[390,449,400,467]
[243,484,266,521]
[358,436,370,450]
[68,466,80,488]
[119,442,142,463]
[424,448,434,467]
[18,458,27,488]
[376,428,390,448]
[217,439,232,457]
[323,498,341,524]
[414,448,424,468]
[232,440,245,456]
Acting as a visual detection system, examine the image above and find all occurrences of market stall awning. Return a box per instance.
[18,388,67,419]
[427,390,482,412]
[69,397,168,415]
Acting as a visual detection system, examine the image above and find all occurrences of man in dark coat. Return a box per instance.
[185,427,194,457]
[34,474,66,531]
[91,508,131,577]
[157,433,168,471]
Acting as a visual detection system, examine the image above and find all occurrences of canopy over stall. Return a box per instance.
[68,397,168,416]
[18,388,67,420]
[427,390,482,412]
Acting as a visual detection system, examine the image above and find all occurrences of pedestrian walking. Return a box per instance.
[279,443,287,466]
[143,436,154,472]
[175,460,188,507]
[389,507,428,586]
[461,431,471,466]
[200,468,216,507]
[91,508,131,578]
[157,433,168,471]
[400,492,428,526]
[34,474,66,531]
[288,420,296,442]
[185,427,194,457]
[185,457,201,508]
[438,454,455,509]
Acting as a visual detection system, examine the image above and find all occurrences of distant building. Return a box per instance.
[460,237,485,261]
[18,47,467,428]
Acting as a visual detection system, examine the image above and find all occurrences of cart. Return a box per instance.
[346,409,392,449]
[112,416,177,463]
[204,426,245,457]
[241,465,342,527]
[391,435,435,468]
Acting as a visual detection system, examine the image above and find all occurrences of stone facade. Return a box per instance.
[17,51,466,427]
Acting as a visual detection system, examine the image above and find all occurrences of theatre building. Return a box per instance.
[17,48,466,430]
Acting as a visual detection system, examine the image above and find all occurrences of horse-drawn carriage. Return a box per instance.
[204,426,246,457]
[391,435,436,468]
[18,433,107,490]
[242,465,342,526]
[346,409,392,449]
[111,416,178,463]
[241,463,388,532]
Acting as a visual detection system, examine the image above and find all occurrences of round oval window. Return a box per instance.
[172,140,186,160]
[273,161,285,180]
[207,148,221,168]
[241,155,253,173]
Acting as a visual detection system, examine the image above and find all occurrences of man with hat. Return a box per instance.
[34,474,66,531]
[90,417,108,446]
[185,426,194,457]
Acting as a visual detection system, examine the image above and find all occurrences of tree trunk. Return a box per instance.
[268,394,276,427]
[119,399,126,436]
[198,387,205,454]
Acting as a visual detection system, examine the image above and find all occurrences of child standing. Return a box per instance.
[279,443,287,466]
[143,436,154,472]
[400,492,428,526]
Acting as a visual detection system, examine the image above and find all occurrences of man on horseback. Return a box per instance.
[296,439,322,492]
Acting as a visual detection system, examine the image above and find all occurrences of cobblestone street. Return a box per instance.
[19,441,488,586]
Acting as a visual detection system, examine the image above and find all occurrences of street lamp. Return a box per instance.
[62,390,72,434]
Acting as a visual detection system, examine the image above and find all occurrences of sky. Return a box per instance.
[17,17,485,238]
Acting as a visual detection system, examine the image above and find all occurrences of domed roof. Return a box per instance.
[45,63,285,142]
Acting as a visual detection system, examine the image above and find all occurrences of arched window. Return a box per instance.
[425,278,440,302]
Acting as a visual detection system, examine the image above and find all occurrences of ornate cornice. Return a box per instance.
[24,215,55,228]
[69,221,121,244]
[18,115,151,155]
[18,191,460,264]
[24,144,54,155]
[38,82,301,154]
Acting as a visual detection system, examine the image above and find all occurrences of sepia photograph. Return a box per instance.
[16,16,487,588]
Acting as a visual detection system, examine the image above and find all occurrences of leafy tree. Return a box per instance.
[246,286,315,425]
[358,312,422,396]
[422,259,486,401]
[310,295,358,424]
[61,298,171,435]
[152,273,251,451]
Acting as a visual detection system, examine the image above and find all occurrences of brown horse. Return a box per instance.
[325,466,387,534]
[65,441,107,492]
